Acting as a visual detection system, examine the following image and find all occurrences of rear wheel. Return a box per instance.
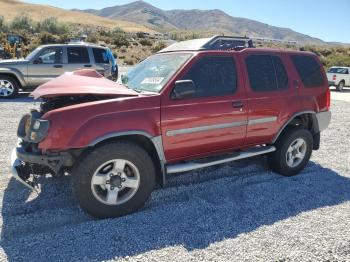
[268,128,313,176]
[72,142,155,219]
[0,75,19,98]
[337,81,345,91]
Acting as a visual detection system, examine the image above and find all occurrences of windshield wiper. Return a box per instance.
[133,89,157,94]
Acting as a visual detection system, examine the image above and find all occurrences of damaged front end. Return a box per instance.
[11,70,139,191]
[12,109,75,191]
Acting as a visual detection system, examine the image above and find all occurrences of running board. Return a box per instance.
[166,145,276,174]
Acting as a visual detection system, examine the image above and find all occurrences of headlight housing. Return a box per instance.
[17,113,50,143]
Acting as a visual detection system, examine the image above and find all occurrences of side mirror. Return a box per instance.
[171,80,196,100]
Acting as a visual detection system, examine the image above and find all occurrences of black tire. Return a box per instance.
[336,81,345,91]
[0,75,19,98]
[72,142,155,219]
[268,127,313,177]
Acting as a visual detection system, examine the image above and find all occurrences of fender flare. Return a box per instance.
[88,130,167,187]
[0,68,26,87]
[271,111,318,144]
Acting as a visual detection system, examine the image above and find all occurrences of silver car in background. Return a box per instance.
[0,43,118,98]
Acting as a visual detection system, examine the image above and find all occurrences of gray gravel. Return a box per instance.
[0,95,349,262]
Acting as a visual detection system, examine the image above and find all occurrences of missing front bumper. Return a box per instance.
[10,146,74,191]
[11,148,38,192]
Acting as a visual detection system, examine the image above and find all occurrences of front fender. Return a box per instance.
[67,111,160,148]
[0,67,26,86]
[39,95,161,151]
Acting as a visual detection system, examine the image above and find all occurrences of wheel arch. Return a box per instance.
[0,70,25,87]
[272,111,321,150]
[86,131,166,187]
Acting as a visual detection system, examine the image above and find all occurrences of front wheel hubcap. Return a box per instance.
[0,80,14,97]
[91,159,140,206]
[286,138,307,168]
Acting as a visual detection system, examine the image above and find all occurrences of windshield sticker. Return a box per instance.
[141,77,164,85]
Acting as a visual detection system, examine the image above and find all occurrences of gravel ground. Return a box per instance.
[0,93,349,262]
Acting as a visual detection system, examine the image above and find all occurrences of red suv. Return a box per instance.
[11,36,331,218]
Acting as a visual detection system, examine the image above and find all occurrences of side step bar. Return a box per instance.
[166,145,276,174]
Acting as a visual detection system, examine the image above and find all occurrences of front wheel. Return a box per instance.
[72,142,155,219]
[268,128,313,176]
[0,76,19,98]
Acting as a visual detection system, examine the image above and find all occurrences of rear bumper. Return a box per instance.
[316,111,331,132]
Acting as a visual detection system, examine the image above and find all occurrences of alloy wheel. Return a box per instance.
[91,159,141,206]
[0,80,14,97]
[285,138,307,168]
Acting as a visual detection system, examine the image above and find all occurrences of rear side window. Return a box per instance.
[183,56,237,98]
[67,47,90,64]
[93,48,109,64]
[291,55,324,87]
[246,55,288,91]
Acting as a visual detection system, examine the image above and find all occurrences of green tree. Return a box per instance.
[113,33,129,48]
[86,33,99,43]
[38,32,57,44]
[36,17,70,35]
[10,14,34,32]
[112,27,125,34]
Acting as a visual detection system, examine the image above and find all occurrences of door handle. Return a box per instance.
[84,64,92,68]
[53,65,62,68]
[232,101,244,109]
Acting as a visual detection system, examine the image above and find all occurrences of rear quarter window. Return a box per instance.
[67,47,90,64]
[93,48,109,64]
[291,55,324,87]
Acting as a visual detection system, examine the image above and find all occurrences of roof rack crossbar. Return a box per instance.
[158,35,254,53]
[202,36,254,50]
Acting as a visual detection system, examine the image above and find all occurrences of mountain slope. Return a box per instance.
[76,1,177,31]
[78,0,325,45]
[166,9,324,45]
[0,0,153,33]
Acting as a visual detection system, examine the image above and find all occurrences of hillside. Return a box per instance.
[0,0,153,33]
[78,1,326,45]
[79,1,177,31]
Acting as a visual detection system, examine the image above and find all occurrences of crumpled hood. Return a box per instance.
[31,69,139,99]
[0,59,28,65]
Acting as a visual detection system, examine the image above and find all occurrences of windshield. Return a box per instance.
[122,53,192,92]
[328,67,349,74]
[25,46,43,61]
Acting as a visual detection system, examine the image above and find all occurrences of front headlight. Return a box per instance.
[17,113,50,143]
[29,119,50,143]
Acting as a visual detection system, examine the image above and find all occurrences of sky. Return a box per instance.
[26,0,350,43]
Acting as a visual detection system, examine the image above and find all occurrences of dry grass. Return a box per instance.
[0,0,154,33]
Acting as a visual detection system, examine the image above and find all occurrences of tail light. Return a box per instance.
[333,75,337,81]
[326,88,331,110]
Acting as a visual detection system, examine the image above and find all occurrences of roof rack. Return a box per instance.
[158,35,254,53]
[203,36,254,50]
